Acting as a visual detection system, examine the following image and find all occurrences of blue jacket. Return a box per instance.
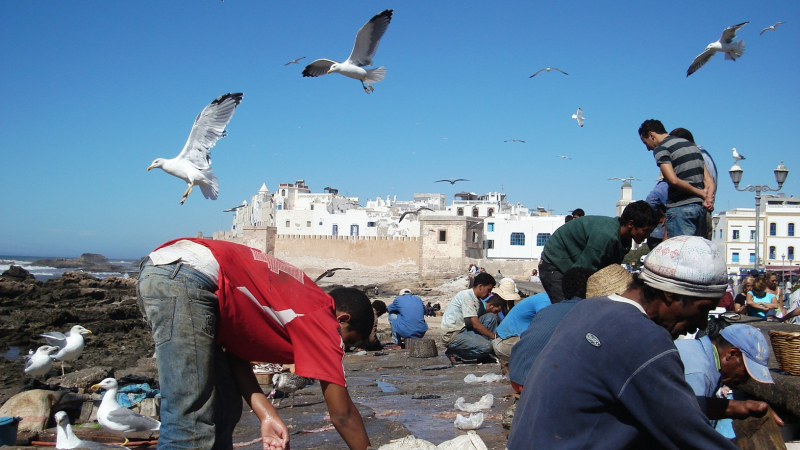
[387,294,428,339]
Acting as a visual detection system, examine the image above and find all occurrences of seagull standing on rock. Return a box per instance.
[302,9,393,94]
[92,378,161,446]
[147,92,243,204]
[40,325,91,376]
[687,22,749,77]
[23,345,59,379]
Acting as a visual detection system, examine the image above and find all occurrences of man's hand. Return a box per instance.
[726,400,784,426]
[261,415,290,449]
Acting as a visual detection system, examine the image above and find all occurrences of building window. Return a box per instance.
[278,204,282,210]
[749,253,755,263]
[769,246,776,259]
[306,221,311,227]
[750,230,756,240]
[719,230,723,239]
[332,224,338,236]
[281,189,286,196]
[439,230,447,242]
[472,207,479,218]
[536,233,551,247]
[790,223,795,236]
[789,246,795,260]
[486,240,494,249]
[732,252,740,263]
[310,205,314,210]
[487,223,494,232]
[732,230,740,240]
[367,222,376,227]
[472,231,479,243]
[770,223,776,236]
[487,208,494,217]
[510,232,525,246]
[456,208,463,216]
[350,225,359,236]
[285,220,290,227]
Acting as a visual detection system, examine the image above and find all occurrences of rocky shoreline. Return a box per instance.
[30,253,129,273]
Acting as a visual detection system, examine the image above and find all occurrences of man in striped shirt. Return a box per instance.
[639,119,715,238]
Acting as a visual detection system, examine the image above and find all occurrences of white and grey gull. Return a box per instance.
[40,325,92,376]
[268,372,314,408]
[91,378,161,445]
[54,410,127,450]
[687,22,749,77]
[23,345,60,379]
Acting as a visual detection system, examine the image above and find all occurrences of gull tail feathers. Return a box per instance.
[200,173,219,200]
[725,41,745,60]
[366,67,386,83]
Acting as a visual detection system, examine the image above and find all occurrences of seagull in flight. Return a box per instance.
[687,22,749,77]
[760,22,785,35]
[147,93,243,204]
[399,207,434,222]
[284,56,306,65]
[504,139,525,143]
[530,67,568,78]
[609,177,640,183]
[302,9,393,94]
[556,155,571,160]
[435,178,469,185]
[571,108,585,127]
[223,202,246,212]
[314,267,351,283]
[732,148,746,161]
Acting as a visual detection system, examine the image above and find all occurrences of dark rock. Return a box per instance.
[49,366,113,391]
[3,265,35,281]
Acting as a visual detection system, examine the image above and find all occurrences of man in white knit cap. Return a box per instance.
[508,236,775,450]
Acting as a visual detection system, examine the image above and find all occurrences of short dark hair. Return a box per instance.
[372,300,387,317]
[638,119,667,137]
[473,272,496,288]
[329,287,374,340]
[486,294,506,309]
[562,267,593,300]
[669,127,695,143]
[565,215,574,223]
[572,208,585,217]
[619,200,660,229]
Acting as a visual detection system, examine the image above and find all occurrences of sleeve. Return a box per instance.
[653,147,672,166]
[462,295,479,318]
[387,298,400,314]
[617,349,738,450]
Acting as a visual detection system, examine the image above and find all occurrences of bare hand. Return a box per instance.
[261,416,290,450]
[725,400,783,426]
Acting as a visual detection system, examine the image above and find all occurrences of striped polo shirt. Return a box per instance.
[652,135,705,207]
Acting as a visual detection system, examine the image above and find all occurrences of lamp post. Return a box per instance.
[783,253,786,282]
[729,161,789,272]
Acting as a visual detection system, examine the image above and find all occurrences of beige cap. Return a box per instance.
[586,265,633,298]
[399,289,412,295]
[492,279,521,301]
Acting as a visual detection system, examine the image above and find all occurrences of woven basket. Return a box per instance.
[769,330,800,376]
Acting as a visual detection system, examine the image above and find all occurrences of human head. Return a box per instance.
[638,119,668,151]
[329,287,374,346]
[372,300,387,317]
[765,271,779,290]
[717,325,774,385]
[669,127,695,143]
[586,264,634,298]
[572,208,585,218]
[399,288,412,296]
[740,277,754,295]
[531,268,538,276]
[472,272,497,299]
[485,294,507,314]
[565,215,573,224]
[562,267,593,300]
[619,200,660,244]
[752,277,768,295]
[492,279,521,301]
[637,236,728,338]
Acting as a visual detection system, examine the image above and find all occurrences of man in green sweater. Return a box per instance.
[538,201,659,303]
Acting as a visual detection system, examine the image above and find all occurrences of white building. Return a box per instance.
[614,180,634,217]
[484,214,565,261]
[712,194,800,275]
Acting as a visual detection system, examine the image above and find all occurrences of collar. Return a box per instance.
[607,294,646,315]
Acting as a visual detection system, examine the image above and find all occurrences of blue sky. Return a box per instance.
[1,1,798,259]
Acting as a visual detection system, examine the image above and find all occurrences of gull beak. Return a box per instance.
[147,165,154,171]
[327,68,333,74]
[85,330,93,334]
[90,384,100,390]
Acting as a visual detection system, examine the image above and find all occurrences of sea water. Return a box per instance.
[0,255,141,281]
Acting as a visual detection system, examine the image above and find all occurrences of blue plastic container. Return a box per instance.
[0,416,21,446]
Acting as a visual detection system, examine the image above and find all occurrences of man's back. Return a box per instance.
[388,294,428,338]
[541,216,626,274]
[653,136,706,207]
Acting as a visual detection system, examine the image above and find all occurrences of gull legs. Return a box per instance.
[181,184,194,204]
[360,79,374,94]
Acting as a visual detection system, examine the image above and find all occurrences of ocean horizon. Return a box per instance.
[0,255,142,281]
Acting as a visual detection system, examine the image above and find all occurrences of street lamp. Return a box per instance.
[729,161,789,272]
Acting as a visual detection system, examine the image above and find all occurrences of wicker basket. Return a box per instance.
[769,330,800,376]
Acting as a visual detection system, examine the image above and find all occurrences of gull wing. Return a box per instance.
[419,207,434,213]
[177,93,243,170]
[302,59,338,77]
[23,354,34,371]
[686,47,716,76]
[552,68,569,75]
[345,9,393,67]
[720,21,748,43]
[107,408,161,432]
[41,332,68,348]
[529,68,546,78]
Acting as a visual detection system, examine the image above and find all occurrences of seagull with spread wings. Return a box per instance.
[435,178,469,185]
[314,268,351,283]
[284,56,306,65]
[571,108,585,127]
[504,139,525,143]
[556,155,571,160]
[302,9,393,94]
[147,93,243,204]
[399,207,434,223]
[760,22,785,35]
[530,67,568,77]
[687,22,749,77]
[609,177,640,183]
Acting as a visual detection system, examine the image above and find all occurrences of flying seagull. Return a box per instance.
[55,411,127,450]
[302,9,393,94]
[40,325,92,376]
[435,178,469,185]
[556,155,571,160]
[571,108,585,127]
[609,177,640,183]
[504,139,525,143]
[147,93,243,204]
[760,22,785,35]
[269,372,314,408]
[223,203,246,212]
[732,148,746,161]
[23,345,59,379]
[399,207,434,223]
[92,378,161,445]
[530,67,568,77]
[686,22,749,77]
[284,56,306,65]
[314,267,351,283]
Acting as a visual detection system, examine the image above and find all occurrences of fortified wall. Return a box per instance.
[274,234,419,269]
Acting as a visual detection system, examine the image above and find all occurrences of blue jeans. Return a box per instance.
[388,313,401,344]
[665,203,706,238]
[136,260,242,450]
[446,313,499,360]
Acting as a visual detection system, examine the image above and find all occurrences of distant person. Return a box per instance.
[529,268,540,283]
[496,269,503,278]
[358,300,387,351]
[669,127,718,240]
[718,283,735,312]
[564,215,573,224]
[572,208,585,219]
[386,289,428,349]
[765,271,786,317]
[645,175,669,249]
[425,301,435,317]
[638,119,714,238]
[746,277,779,319]
[538,201,658,302]
[441,273,504,363]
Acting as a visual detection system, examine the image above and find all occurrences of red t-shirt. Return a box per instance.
[156,238,346,386]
